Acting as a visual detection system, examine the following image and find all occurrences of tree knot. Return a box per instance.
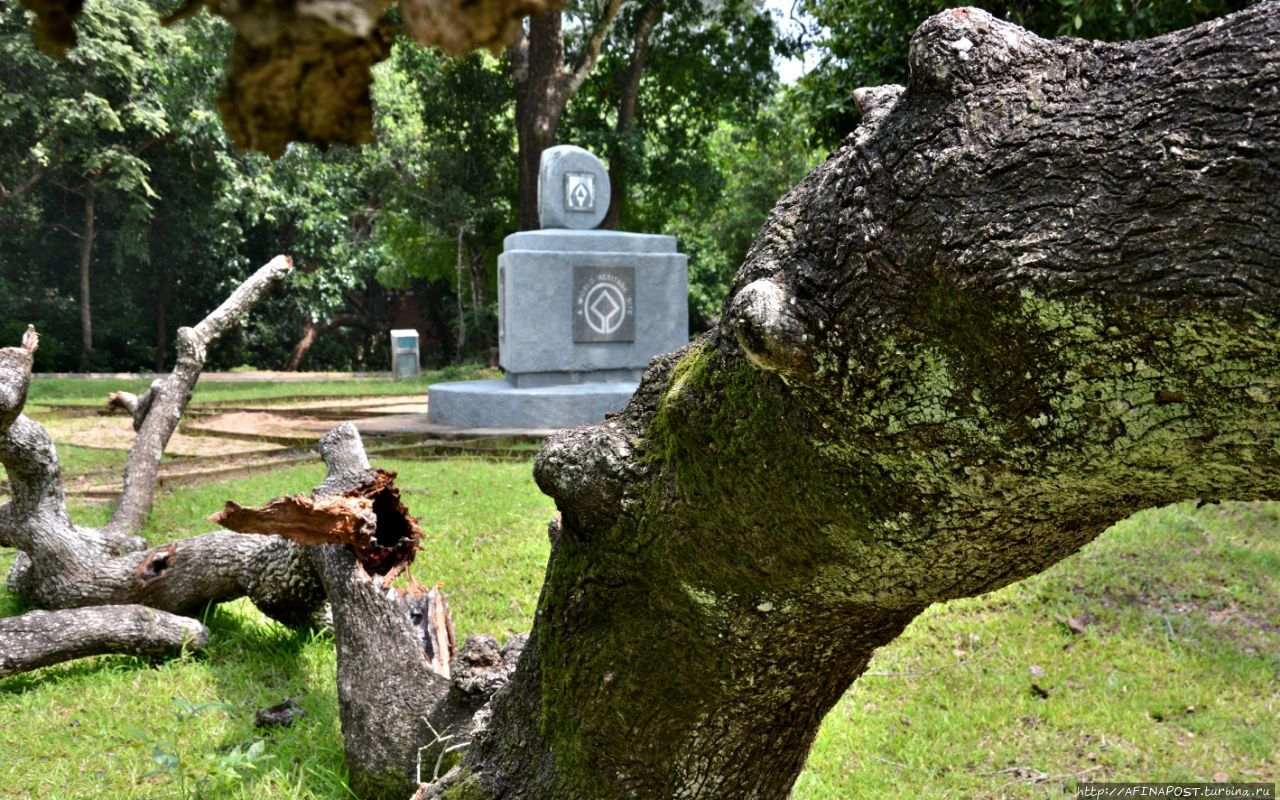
[728,278,813,377]
[908,6,1045,96]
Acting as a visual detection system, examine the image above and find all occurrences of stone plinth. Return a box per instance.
[427,379,637,429]
[497,230,688,380]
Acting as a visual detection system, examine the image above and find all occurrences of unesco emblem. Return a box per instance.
[565,173,596,212]
[573,266,635,342]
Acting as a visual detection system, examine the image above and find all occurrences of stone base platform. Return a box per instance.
[427,379,637,429]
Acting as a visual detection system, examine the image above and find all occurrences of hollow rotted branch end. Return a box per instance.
[209,495,378,547]
[215,459,423,577]
[727,278,813,377]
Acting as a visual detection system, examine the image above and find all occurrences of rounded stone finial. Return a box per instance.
[538,145,612,230]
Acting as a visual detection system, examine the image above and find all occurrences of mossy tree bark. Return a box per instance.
[442,5,1280,799]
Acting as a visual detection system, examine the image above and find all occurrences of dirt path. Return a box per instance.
[21,394,541,500]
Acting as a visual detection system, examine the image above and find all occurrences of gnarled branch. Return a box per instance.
[0,605,208,678]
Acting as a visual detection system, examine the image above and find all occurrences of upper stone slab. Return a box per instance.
[538,145,611,230]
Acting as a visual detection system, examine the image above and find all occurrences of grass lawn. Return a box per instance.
[27,364,497,408]
[1,415,1276,797]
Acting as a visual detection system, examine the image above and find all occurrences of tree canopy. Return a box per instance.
[2,0,1258,371]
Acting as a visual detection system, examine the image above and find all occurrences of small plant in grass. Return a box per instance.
[129,698,272,799]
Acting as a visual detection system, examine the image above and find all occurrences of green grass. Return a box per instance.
[53,443,133,477]
[1,415,1277,798]
[796,502,1280,798]
[0,458,555,800]
[27,364,497,407]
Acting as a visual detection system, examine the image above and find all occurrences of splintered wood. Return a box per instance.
[209,468,423,577]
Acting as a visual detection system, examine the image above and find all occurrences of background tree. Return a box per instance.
[2,0,791,371]
[373,44,516,359]
[510,0,626,230]
[563,0,781,230]
[0,0,230,369]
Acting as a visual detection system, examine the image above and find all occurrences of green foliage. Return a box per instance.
[0,0,238,370]
[791,0,1257,148]
[1,0,797,369]
[129,698,273,799]
[367,45,515,358]
[665,108,822,324]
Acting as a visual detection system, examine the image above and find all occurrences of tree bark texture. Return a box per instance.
[241,423,526,800]
[444,5,1280,799]
[0,605,208,677]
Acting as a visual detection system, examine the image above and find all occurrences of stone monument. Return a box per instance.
[427,145,688,429]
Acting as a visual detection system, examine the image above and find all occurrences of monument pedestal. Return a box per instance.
[426,379,638,429]
[426,146,688,431]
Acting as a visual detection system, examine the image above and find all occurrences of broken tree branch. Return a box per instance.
[0,605,209,678]
[103,255,293,546]
[106,380,161,432]
[0,260,328,630]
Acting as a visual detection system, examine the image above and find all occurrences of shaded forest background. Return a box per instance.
[0,0,1252,372]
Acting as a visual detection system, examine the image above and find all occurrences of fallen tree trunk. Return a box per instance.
[433,5,1279,799]
[2,261,519,791]
[210,423,524,800]
[0,605,209,677]
[0,258,327,628]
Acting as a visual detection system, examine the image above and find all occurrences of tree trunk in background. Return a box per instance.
[602,0,661,231]
[77,194,95,371]
[285,320,322,371]
[153,271,173,372]
[283,314,380,371]
[514,12,569,231]
[455,224,468,351]
[434,5,1280,798]
[512,0,626,230]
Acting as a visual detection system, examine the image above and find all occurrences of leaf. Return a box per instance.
[1074,14,1084,30]
[150,747,180,772]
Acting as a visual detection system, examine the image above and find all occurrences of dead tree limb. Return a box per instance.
[0,605,209,678]
[205,422,524,799]
[102,254,293,548]
[0,259,327,628]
